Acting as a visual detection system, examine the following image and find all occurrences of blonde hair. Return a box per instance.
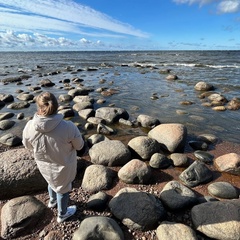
[36,92,58,116]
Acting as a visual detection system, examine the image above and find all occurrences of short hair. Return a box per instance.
[36,92,58,116]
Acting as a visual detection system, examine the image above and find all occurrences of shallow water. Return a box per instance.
[0,51,239,143]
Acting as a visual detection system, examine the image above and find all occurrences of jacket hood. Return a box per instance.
[33,113,63,133]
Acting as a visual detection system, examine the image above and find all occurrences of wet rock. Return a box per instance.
[170,153,189,167]
[73,95,94,104]
[78,108,95,120]
[212,106,226,111]
[166,74,178,80]
[128,136,160,160]
[17,93,34,101]
[0,100,5,107]
[81,165,115,193]
[207,182,239,199]
[188,140,208,151]
[95,107,129,123]
[197,133,219,144]
[214,153,240,176]
[97,123,115,135]
[87,117,105,125]
[194,150,214,164]
[227,97,240,110]
[17,112,24,120]
[148,123,187,153]
[87,134,110,147]
[118,118,133,126]
[28,86,41,92]
[118,159,152,184]
[58,94,73,102]
[1,196,46,239]
[72,216,124,240]
[194,81,214,91]
[0,93,14,102]
[156,221,198,240]
[7,101,30,109]
[191,200,240,240]
[109,187,166,231]
[0,112,14,120]
[89,140,131,166]
[179,161,213,187]
[137,114,160,128]
[40,79,55,87]
[68,88,90,97]
[208,93,228,104]
[58,108,75,118]
[160,181,198,210]
[86,191,109,211]
[149,153,171,169]
[73,101,93,111]
[0,119,15,130]
[0,133,22,147]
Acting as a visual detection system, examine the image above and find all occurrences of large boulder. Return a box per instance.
[0,148,47,199]
[89,140,131,166]
[148,123,187,153]
[109,187,166,231]
[95,107,129,123]
[191,200,240,240]
[1,196,46,239]
[72,216,124,240]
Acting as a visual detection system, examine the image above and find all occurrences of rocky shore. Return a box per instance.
[0,62,240,240]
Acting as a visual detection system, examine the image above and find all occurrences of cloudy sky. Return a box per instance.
[0,0,240,51]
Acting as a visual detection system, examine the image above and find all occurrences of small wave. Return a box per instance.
[162,63,240,69]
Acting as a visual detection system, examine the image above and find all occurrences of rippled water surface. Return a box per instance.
[0,51,239,143]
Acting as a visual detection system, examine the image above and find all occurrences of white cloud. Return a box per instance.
[173,0,240,13]
[0,0,148,38]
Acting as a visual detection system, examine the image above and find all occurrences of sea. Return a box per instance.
[0,50,240,143]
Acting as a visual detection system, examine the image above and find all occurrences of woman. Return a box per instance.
[22,91,84,223]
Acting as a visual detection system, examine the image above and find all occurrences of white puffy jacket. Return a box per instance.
[22,113,84,194]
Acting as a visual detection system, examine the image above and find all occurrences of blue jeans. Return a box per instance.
[48,185,69,216]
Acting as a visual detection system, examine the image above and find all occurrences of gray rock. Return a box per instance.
[0,148,47,199]
[119,118,133,126]
[95,107,129,123]
[78,108,95,119]
[7,101,30,109]
[156,221,198,240]
[1,196,46,239]
[0,93,14,102]
[194,150,214,164]
[87,134,110,147]
[87,191,109,211]
[89,140,131,166]
[81,165,116,193]
[148,123,187,153]
[16,93,34,101]
[207,182,239,199]
[97,123,115,135]
[188,140,208,151]
[170,153,189,167]
[87,117,105,125]
[58,108,75,118]
[149,153,171,169]
[73,101,93,111]
[197,133,219,144]
[17,112,25,120]
[194,81,214,91]
[137,114,160,128]
[40,78,55,87]
[214,153,240,176]
[0,100,5,107]
[118,159,152,184]
[160,181,198,210]
[109,187,166,230]
[0,133,22,146]
[166,74,178,80]
[191,200,240,240]
[58,94,73,102]
[73,95,94,103]
[0,119,15,130]
[0,112,14,120]
[128,136,160,160]
[179,161,213,187]
[68,88,90,97]
[72,216,124,240]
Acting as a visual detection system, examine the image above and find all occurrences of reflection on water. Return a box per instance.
[0,51,239,143]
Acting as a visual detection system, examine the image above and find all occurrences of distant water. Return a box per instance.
[0,51,240,143]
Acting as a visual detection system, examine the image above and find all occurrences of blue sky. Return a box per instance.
[0,0,240,51]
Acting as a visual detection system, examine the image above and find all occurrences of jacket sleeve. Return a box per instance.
[22,121,33,150]
[70,123,84,151]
